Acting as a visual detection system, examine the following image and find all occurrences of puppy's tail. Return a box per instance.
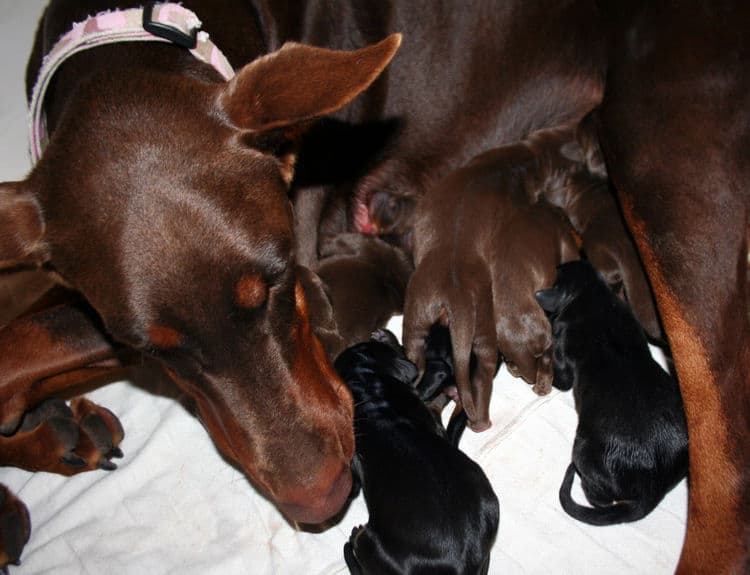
[446,407,468,447]
[558,463,651,526]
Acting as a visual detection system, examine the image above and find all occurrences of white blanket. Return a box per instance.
[0,3,686,573]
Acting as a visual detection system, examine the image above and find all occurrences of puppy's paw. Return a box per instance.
[370,328,400,347]
[349,524,367,542]
[531,380,553,395]
[0,485,30,571]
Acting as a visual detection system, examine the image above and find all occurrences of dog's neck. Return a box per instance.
[29,2,235,164]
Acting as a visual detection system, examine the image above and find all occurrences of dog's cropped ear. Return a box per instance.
[218,34,401,133]
[0,182,48,269]
[534,288,561,314]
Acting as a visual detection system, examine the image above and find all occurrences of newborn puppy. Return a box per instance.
[403,142,580,429]
[316,233,413,348]
[491,200,579,395]
[535,260,688,525]
[336,329,499,574]
[540,119,663,341]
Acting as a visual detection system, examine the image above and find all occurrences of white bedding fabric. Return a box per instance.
[0,3,686,573]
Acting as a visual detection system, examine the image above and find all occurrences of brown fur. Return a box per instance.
[403,144,580,428]
[315,233,413,350]
[491,202,580,395]
[518,122,664,341]
[0,1,401,560]
[2,0,749,572]
[595,3,750,571]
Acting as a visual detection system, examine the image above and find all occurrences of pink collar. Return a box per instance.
[28,2,236,164]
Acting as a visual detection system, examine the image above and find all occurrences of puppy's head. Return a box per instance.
[335,329,419,389]
[535,259,602,317]
[7,35,403,525]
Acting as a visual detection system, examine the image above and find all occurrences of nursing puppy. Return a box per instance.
[490,200,579,395]
[336,330,499,574]
[535,260,688,525]
[514,122,663,341]
[315,233,413,349]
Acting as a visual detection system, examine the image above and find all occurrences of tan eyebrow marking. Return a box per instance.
[235,273,268,309]
[148,325,184,349]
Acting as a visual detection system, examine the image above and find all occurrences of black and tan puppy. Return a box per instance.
[535,260,688,525]
[335,329,499,574]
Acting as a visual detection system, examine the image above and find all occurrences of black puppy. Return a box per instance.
[535,260,688,525]
[335,329,499,574]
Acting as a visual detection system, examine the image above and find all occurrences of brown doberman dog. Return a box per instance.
[3,1,749,573]
[0,0,401,565]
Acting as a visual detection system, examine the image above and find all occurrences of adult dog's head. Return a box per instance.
[0,32,401,524]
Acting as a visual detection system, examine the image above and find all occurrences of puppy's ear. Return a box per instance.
[535,288,561,313]
[218,34,401,133]
[0,182,48,269]
[394,356,419,384]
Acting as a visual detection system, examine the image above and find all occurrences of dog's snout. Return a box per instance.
[276,462,353,525]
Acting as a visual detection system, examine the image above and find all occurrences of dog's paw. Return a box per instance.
[8,397,124,475]
[70,398,124,468]
[0,485,30,571]
[531,380,553,396]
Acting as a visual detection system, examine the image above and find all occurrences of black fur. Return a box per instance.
[535,260,688,526]
[335,329,499,574]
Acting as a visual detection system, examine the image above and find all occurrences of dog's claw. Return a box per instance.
[108,447,124,459]
[60,453,87,467]
[98,459,117,471]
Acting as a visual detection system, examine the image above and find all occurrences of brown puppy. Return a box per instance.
[315,233,413,349]
[491,202,580,395]
[404,144,580,428]
[0,1,401,565]
[452,123,662,343]
[546,119,664,341]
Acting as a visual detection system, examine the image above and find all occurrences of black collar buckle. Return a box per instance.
[142,2,199,50]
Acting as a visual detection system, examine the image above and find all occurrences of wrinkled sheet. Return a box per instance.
[0,3,686,573]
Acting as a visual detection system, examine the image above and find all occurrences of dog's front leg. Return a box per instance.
[0,301,126,471]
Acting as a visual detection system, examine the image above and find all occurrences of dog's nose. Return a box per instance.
[276,463,353,525]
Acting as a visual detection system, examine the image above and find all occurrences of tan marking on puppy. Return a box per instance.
[235,273,268,309]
